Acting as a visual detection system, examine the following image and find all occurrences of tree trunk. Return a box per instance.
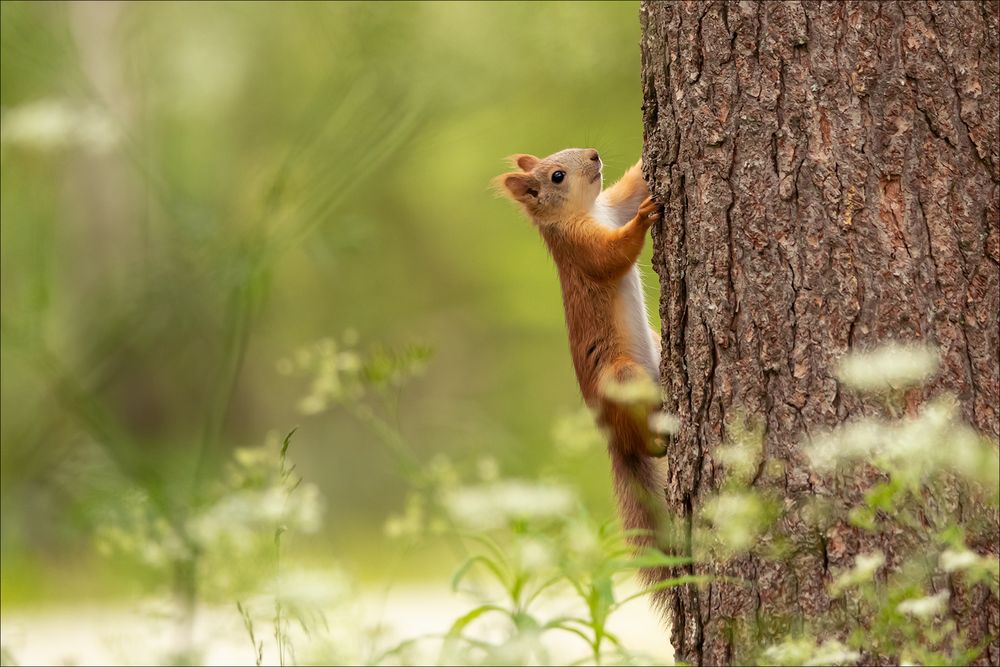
[640,1,999,664]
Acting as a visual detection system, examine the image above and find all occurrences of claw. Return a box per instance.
[635,196,660,228]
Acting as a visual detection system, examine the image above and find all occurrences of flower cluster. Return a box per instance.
[278,332,430,415]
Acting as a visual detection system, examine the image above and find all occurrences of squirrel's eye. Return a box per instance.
[551,170,566,184]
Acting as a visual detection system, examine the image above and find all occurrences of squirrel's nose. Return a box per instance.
[589,150,600,162]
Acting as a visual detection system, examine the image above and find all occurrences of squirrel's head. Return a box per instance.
[495,148,603,224]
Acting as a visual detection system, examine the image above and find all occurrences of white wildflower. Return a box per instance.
[1,99,118,153]
[189,483,323,549]
[298,393,327,415]
[552,408,604,455]
[485,630,546,666]
[946,426,1000,487]
[565,518,601,562]
[831,551,884,595]
[649,410,680,435]
[336,350,362,372]
[761,641,809,667]
[233,444,274,470]
[940,548,980,573]
[267,568,351,609]
[701,491,772,552]
[383,493,424,540]
[427,454,460,490]
[808,640,862,666]
[442,479,576,530]
[763,638,860,666]
[852,551,885,576]
[313,355,341,396]
[836,343,938,393]
[897,590,949,618]
[806,422,883,471]
[599,373,660,406]
[715,436,761,483]
[516,537,555,572]
[877,402,955,483]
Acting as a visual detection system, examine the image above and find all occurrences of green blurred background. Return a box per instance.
[0,1,652,607]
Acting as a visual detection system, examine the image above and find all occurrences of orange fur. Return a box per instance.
[495,148,659,437]
[602,161,648,212]
[539,203,657,402]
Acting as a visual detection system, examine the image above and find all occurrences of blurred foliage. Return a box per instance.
[0,0,649,605]
[5,337,985,665]
[739,345,998,666]
[3,6,997,659]
[3,6,998,667]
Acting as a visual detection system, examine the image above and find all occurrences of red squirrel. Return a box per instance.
[496,148,669,606]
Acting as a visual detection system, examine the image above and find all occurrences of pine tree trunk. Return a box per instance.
[640,1,999,664]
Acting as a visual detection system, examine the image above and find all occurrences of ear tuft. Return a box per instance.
[504,173,539,201]
[507,153,540,172]
[493,172,540,204]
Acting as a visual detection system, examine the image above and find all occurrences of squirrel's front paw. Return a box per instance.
[635,196,660,230]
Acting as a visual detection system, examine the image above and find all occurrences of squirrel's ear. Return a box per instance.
[508,154,540,172]
[499,172,540,203]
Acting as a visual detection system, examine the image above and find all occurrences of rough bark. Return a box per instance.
[640,1,999,664]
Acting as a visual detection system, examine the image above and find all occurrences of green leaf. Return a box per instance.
[451,555,508,592]
[445,604,507,639]
[459,532,509,565]
[609,551,694,571]
[614,575,713,608]
[524,574,566,607]
[280,427,297,457]
[545,621,594,648]
[595,575,615,606]
[511,611,541,632]
[864,479,903,511]
[848,506,877,530]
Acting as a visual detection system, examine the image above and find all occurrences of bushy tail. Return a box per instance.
[608,422,673,614]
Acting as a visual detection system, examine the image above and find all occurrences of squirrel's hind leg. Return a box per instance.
[598,358,665,458]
